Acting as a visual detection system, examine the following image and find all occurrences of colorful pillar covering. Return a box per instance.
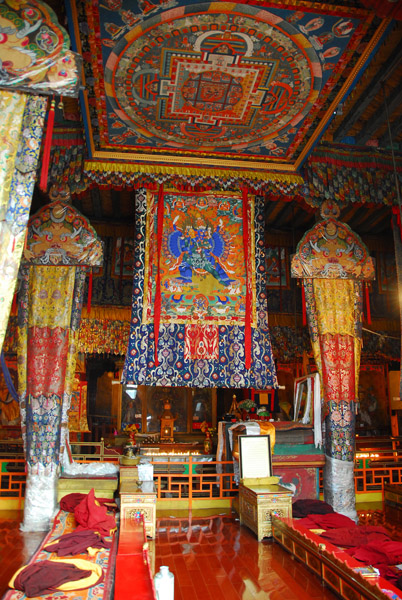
[0,92,47,355]
[0,0,83,354]
[122,189,277,389]
[17,195,102,530]
[0,0,81,96]
[291,200,375,519]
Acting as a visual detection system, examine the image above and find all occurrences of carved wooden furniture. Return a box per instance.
[384,483,402,525]
[239,483,293,541]
[119,481,157,538]
[272,516,402,600]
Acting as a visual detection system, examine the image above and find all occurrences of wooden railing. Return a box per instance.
[0,457,238,508]
[0,438,120,462]
[0,458,26,509]
[3,456,402,506]
[354,462,402,493]
[151,458,237,507]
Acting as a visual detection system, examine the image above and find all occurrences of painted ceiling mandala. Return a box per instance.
[71,0,378,171]
[105,6,322,152]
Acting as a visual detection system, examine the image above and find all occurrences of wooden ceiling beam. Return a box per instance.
[379,113,402,147]
[333,39,402,142]
[273,203,298,229]
[345,205,369,230]
[355,207,390,234]
[355,84,402,145]
[90,187,103,221]
[339,203,361,224]
[264,200,285,225]
[111,189,122,221]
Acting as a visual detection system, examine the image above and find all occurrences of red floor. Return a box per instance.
[0,508,339,600]
[0,510,46,599]
[153,511,339,600]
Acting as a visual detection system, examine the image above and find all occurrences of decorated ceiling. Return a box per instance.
[68,0,388,175]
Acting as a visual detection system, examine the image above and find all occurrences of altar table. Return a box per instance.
[239,482,293,541]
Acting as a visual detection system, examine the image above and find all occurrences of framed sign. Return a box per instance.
[239,435,272,480]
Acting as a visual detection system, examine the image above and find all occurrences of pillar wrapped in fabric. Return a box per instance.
[291,199,375,520]
[17,187,103,531]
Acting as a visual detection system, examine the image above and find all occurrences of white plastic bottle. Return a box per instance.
[154,565,174,600]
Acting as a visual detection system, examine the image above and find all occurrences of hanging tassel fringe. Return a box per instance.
[87,270,93,315]
[154,183,164,366]
[39,98,56,193]
[301,282,307,326]
[365,282,371,325]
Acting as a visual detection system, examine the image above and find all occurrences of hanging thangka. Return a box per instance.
[122,189,277,389]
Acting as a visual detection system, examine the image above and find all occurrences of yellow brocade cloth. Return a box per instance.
[313,279,357,337]
[310,279,362,405]
[28,266,75,329]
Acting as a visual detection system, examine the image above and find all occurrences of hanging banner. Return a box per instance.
[123,189,277,389]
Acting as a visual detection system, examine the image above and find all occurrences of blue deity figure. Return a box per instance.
[168,216,234,286]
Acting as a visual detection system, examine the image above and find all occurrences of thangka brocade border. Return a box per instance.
[122,189,277,388]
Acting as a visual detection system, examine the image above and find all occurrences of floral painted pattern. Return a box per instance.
[0,94,46,355]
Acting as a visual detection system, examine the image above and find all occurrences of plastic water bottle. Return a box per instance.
[154,565,174,600]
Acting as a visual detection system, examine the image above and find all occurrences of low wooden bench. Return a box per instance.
[57,474,118,502]
[272,516,402,600]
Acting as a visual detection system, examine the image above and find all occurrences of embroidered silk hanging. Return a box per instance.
[123,189,277,388]
[291,199,375,519]
[18,194,103,471]
[292,208,374,461]
[0,93,46,354]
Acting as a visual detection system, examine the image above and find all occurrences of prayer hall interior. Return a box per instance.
[1,0,402,599]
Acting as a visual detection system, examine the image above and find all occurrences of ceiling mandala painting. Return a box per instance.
[69,0,385,173]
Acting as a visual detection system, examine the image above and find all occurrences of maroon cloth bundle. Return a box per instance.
[292,499,334,518]
[13,560,92,597]
[45,529,112,556]
[297,512,356,530]
[60,492,117,513]
[74,488,117,536]
[348,540,402,567]
[320,526,391,548]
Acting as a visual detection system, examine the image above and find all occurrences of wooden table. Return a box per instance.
[384,483,402,525]
[120,481,157,538]
[239,483,293,541]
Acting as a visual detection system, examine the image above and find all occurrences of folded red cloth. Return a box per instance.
[320,526,391,548]
[45,529,112,556]
[292,499,334,518]
[74,489,117,537]
[297,512,356,530]
[348,540,402,566]
[60,492,117,513]
[13,560,91,597]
